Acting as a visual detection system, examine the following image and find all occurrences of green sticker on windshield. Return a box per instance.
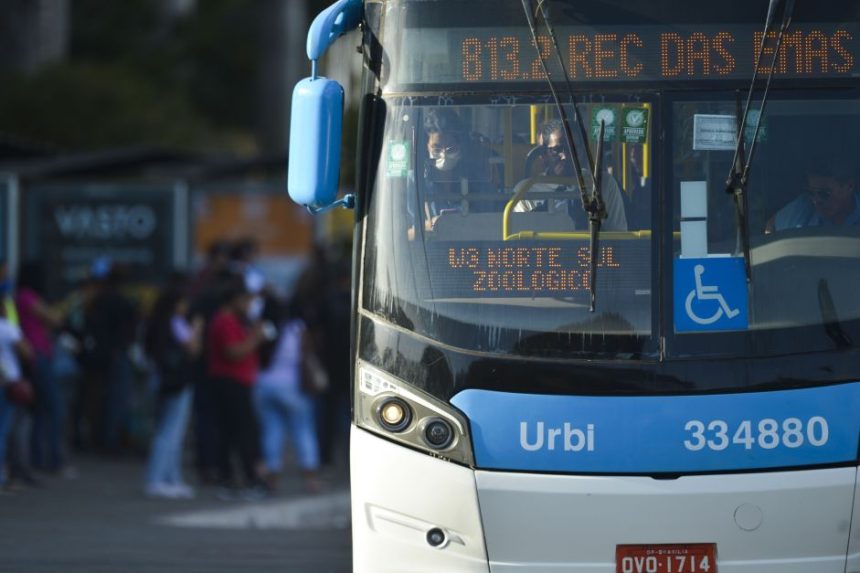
[622,107,649,144]
[591,106,618,142]
[387,141,411,177]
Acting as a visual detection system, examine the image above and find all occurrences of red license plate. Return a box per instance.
[616,544,717,573]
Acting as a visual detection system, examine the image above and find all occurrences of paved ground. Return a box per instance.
[0,456,352,573]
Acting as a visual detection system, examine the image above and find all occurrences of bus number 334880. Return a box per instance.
[683,417,830,452]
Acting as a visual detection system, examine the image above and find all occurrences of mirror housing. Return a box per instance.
[307,0,363,61]
[288,77,344,211]
[287,0,362,213]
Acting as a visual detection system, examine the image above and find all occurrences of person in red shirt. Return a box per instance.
[207,278,267,497]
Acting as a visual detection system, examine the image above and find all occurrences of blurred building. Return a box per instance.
[0,0,69,73]
[0,149,313,300]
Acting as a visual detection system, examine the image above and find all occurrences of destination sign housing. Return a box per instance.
[393,24,858,87]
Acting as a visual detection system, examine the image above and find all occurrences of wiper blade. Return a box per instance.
[589,120,607,312]
[521,0,606,311]
[533,0,596,185]
[726,0,796,285]
[519,0,589,194]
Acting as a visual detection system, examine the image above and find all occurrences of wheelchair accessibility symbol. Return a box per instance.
[685,265,740,325]
[674,258,749,332]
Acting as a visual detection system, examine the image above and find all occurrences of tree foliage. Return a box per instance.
[0,0,261,151]
[0,63,215,149]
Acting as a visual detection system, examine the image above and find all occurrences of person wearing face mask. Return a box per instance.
[206,276,269,499]
[419,108,502,232]
[513,119,628,232]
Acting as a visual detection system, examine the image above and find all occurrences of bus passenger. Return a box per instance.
[420,108,501,229]
[513,120,628,231]
[767,159,860,232]
[626,144,651,230]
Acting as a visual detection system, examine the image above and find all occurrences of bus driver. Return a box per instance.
[767,158,860,232]
[513,120,628,231]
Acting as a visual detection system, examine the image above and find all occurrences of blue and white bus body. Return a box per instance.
[289,1,860,571]
[352,370,860,571]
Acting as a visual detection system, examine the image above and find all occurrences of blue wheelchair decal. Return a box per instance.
[674,257,749,332]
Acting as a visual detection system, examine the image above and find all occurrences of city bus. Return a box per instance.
[288,0,860,571]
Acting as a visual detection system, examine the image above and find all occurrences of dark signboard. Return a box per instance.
[23,185,179,298]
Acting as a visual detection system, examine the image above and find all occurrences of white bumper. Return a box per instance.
[351,426,857,572]
[476,467,856,572]
[351,426,489,573]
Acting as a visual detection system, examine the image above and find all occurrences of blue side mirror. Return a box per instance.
[288,0,362,213]
[288,77,347,211]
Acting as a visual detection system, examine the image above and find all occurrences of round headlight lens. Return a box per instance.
[423,418,454,450]
[376,397,412,433]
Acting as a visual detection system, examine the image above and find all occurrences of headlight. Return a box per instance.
[355,362,474,466]
[376,397,412,432]
[422,418,454,450]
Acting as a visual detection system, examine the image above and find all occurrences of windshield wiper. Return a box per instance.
[520,0,606,311]
[589,120,607,312]
[726,0,796,286]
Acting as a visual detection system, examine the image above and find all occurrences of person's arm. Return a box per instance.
[15,337,34,363]
[172,315,204,358]
[224,320,264,361]
[1,321,34,363]
[32,297,63,329]
[0,320,31,365]
[186,317,204,357]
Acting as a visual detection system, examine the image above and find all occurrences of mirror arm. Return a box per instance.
[306,0,363,62]
[306,193,356,214]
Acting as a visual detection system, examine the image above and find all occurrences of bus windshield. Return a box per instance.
[363,98,655,359]
[361,0,860,360]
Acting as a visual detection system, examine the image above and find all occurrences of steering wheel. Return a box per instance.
[523,145,545,179]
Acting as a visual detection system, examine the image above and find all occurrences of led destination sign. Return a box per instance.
[397,24,858,85]
[425,240,649,299]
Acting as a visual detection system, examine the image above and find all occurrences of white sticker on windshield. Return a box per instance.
[693,114,736,151]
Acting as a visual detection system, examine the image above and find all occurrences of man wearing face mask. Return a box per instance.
[419,108,501,231]
[513,119,628,232]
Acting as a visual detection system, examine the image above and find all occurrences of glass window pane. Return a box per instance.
[364,98,655,359]
[671,96,860,343]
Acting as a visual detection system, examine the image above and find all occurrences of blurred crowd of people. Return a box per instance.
[0,237,351,501]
